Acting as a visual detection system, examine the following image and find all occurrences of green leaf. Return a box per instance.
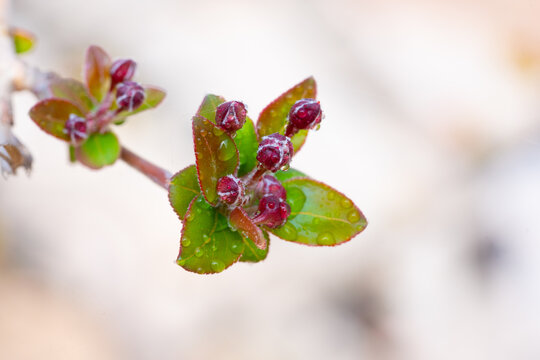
[168,165,201,219]
[256,77,316,153]
[192,115,239,205]
[29,98,83,141]
[177,196,244,274]
[240,232,270,263]
[269,178,367,246]
[275,167,307,182]
[9,27,35,54]
[196,94,225,122]
[235,117,258,177]
[84,45,111,102]
[196,95,258,177]
[75,132,120,169]
[112,86,166,121]
[229,207,266,249]
[49,78,96,114]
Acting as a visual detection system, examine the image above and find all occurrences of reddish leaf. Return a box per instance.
[229,207,267,250]
[29,98,83,141]
[256,77,316,153]
[84,45,111,102]
[49,78,96,114]
[192,115,239,205]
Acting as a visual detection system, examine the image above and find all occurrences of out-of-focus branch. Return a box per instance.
[120,147,172,190]
[0,0,34,176]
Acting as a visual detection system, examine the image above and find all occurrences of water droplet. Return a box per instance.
[177,258,186,266]
[347,210,360,223]
[312,218,321,225]
[281,163,290,171]
[196,267,204,273]
[341,199,352,209]
[218,139,236,161]
[279,222,297,240]
[286,187,306,216]
[212,244,218,251]
[195,247,204,257]
[195,207,202,214]
[317,232,335,246]
[211,260,225,272]
[213,127,224,136]
[356,224,365,231]
[231,243,243,254]
[186,212,195,222]
[327,192,336,200]
[182,238,191,247]
[202,234,210,242]
[270,110,277,117]
[198,152,204,160]
[200,129,207,136]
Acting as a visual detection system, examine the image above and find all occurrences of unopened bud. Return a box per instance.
[110,59,137,86]
[215,101,247,133]
[288,98,322,130]
[255,174,286,201]
[217,175,245,207]
[256,133,293,172]
[252,195,291,228]
[64,114,88,145]
[116,81,145,112]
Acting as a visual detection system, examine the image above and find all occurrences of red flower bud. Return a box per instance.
[288,98,322,130]
[251,195,291,228]
[110,59,137,86]
[64,114,88,145]
[256,133,293,172]
[217,175,245,207]
[215,101,247,133]
[255,174,286,201]
[116,81,145,112]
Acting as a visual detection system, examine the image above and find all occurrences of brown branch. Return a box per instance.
[120,146,172,190]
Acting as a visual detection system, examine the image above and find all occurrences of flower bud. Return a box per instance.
[217,175,245,207]
[255,174,286,201]
[288,98,322,130]
[116,81,145,112]
[110,59,137,86]
[64,114,88,145]
[252,195,291,228]
[215,101,247,133]
[256,133,293,172]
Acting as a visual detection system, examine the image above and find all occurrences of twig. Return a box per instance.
[120,146,172,190]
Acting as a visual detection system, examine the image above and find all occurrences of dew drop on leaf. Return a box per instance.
[341,199,352,209]
[213,127,224,136]
[312,218,321,225]
[279,222,298,240]
[317,232,335,246]
[211,260,225,272]
[286,187,306,216]
[327,192,336,200]
[231,243,243,254]
[347,210,360,223]
[177,258,186,266]
[195,247,204,258]
[182,238,191,247]
[218,139,236,161]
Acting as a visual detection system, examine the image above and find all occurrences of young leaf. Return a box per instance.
[240,232,270,263]
[49,78,96,114]
[275,167,307,182]
[269,178,367,246]
[84,45,111,102]
[9,27,35,54]
[168,165,201,219]
[196,94,225,122]
[29,98,83,141]
[75,132,120,169]
[177,196,244,274]
[195,95,257,177]
[256,77,316,153]
[112,86,166,121]
[229,207,267,250]
[235,117,258,177]
[192,115,239,205]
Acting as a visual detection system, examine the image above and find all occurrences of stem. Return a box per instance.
[120,146,172,190]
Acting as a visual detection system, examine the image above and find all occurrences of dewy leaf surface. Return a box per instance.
[256,77,316,153]
[192,115,239,205]
[229,207,266,250]
[177,196,244,274]
[197,94,225,123]
[240,232,270,263]
[270,178,367,246]
[168,165,201,219]
[76,132,120,169]
[275,167,307,182]
[84,45,111,102]
[113,86,166,121]
[49,78,96,113]
[29,98,83,141]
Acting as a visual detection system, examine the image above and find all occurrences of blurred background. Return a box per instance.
[2,0,540,358]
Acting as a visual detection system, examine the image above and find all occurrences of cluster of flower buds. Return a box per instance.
[110,59,146,113]
[285,98,322,137]
[217,175,245,207]
[64,114,88,145]
[251,194,291,228]
[215,101,247,133]
[256,133,293,172]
